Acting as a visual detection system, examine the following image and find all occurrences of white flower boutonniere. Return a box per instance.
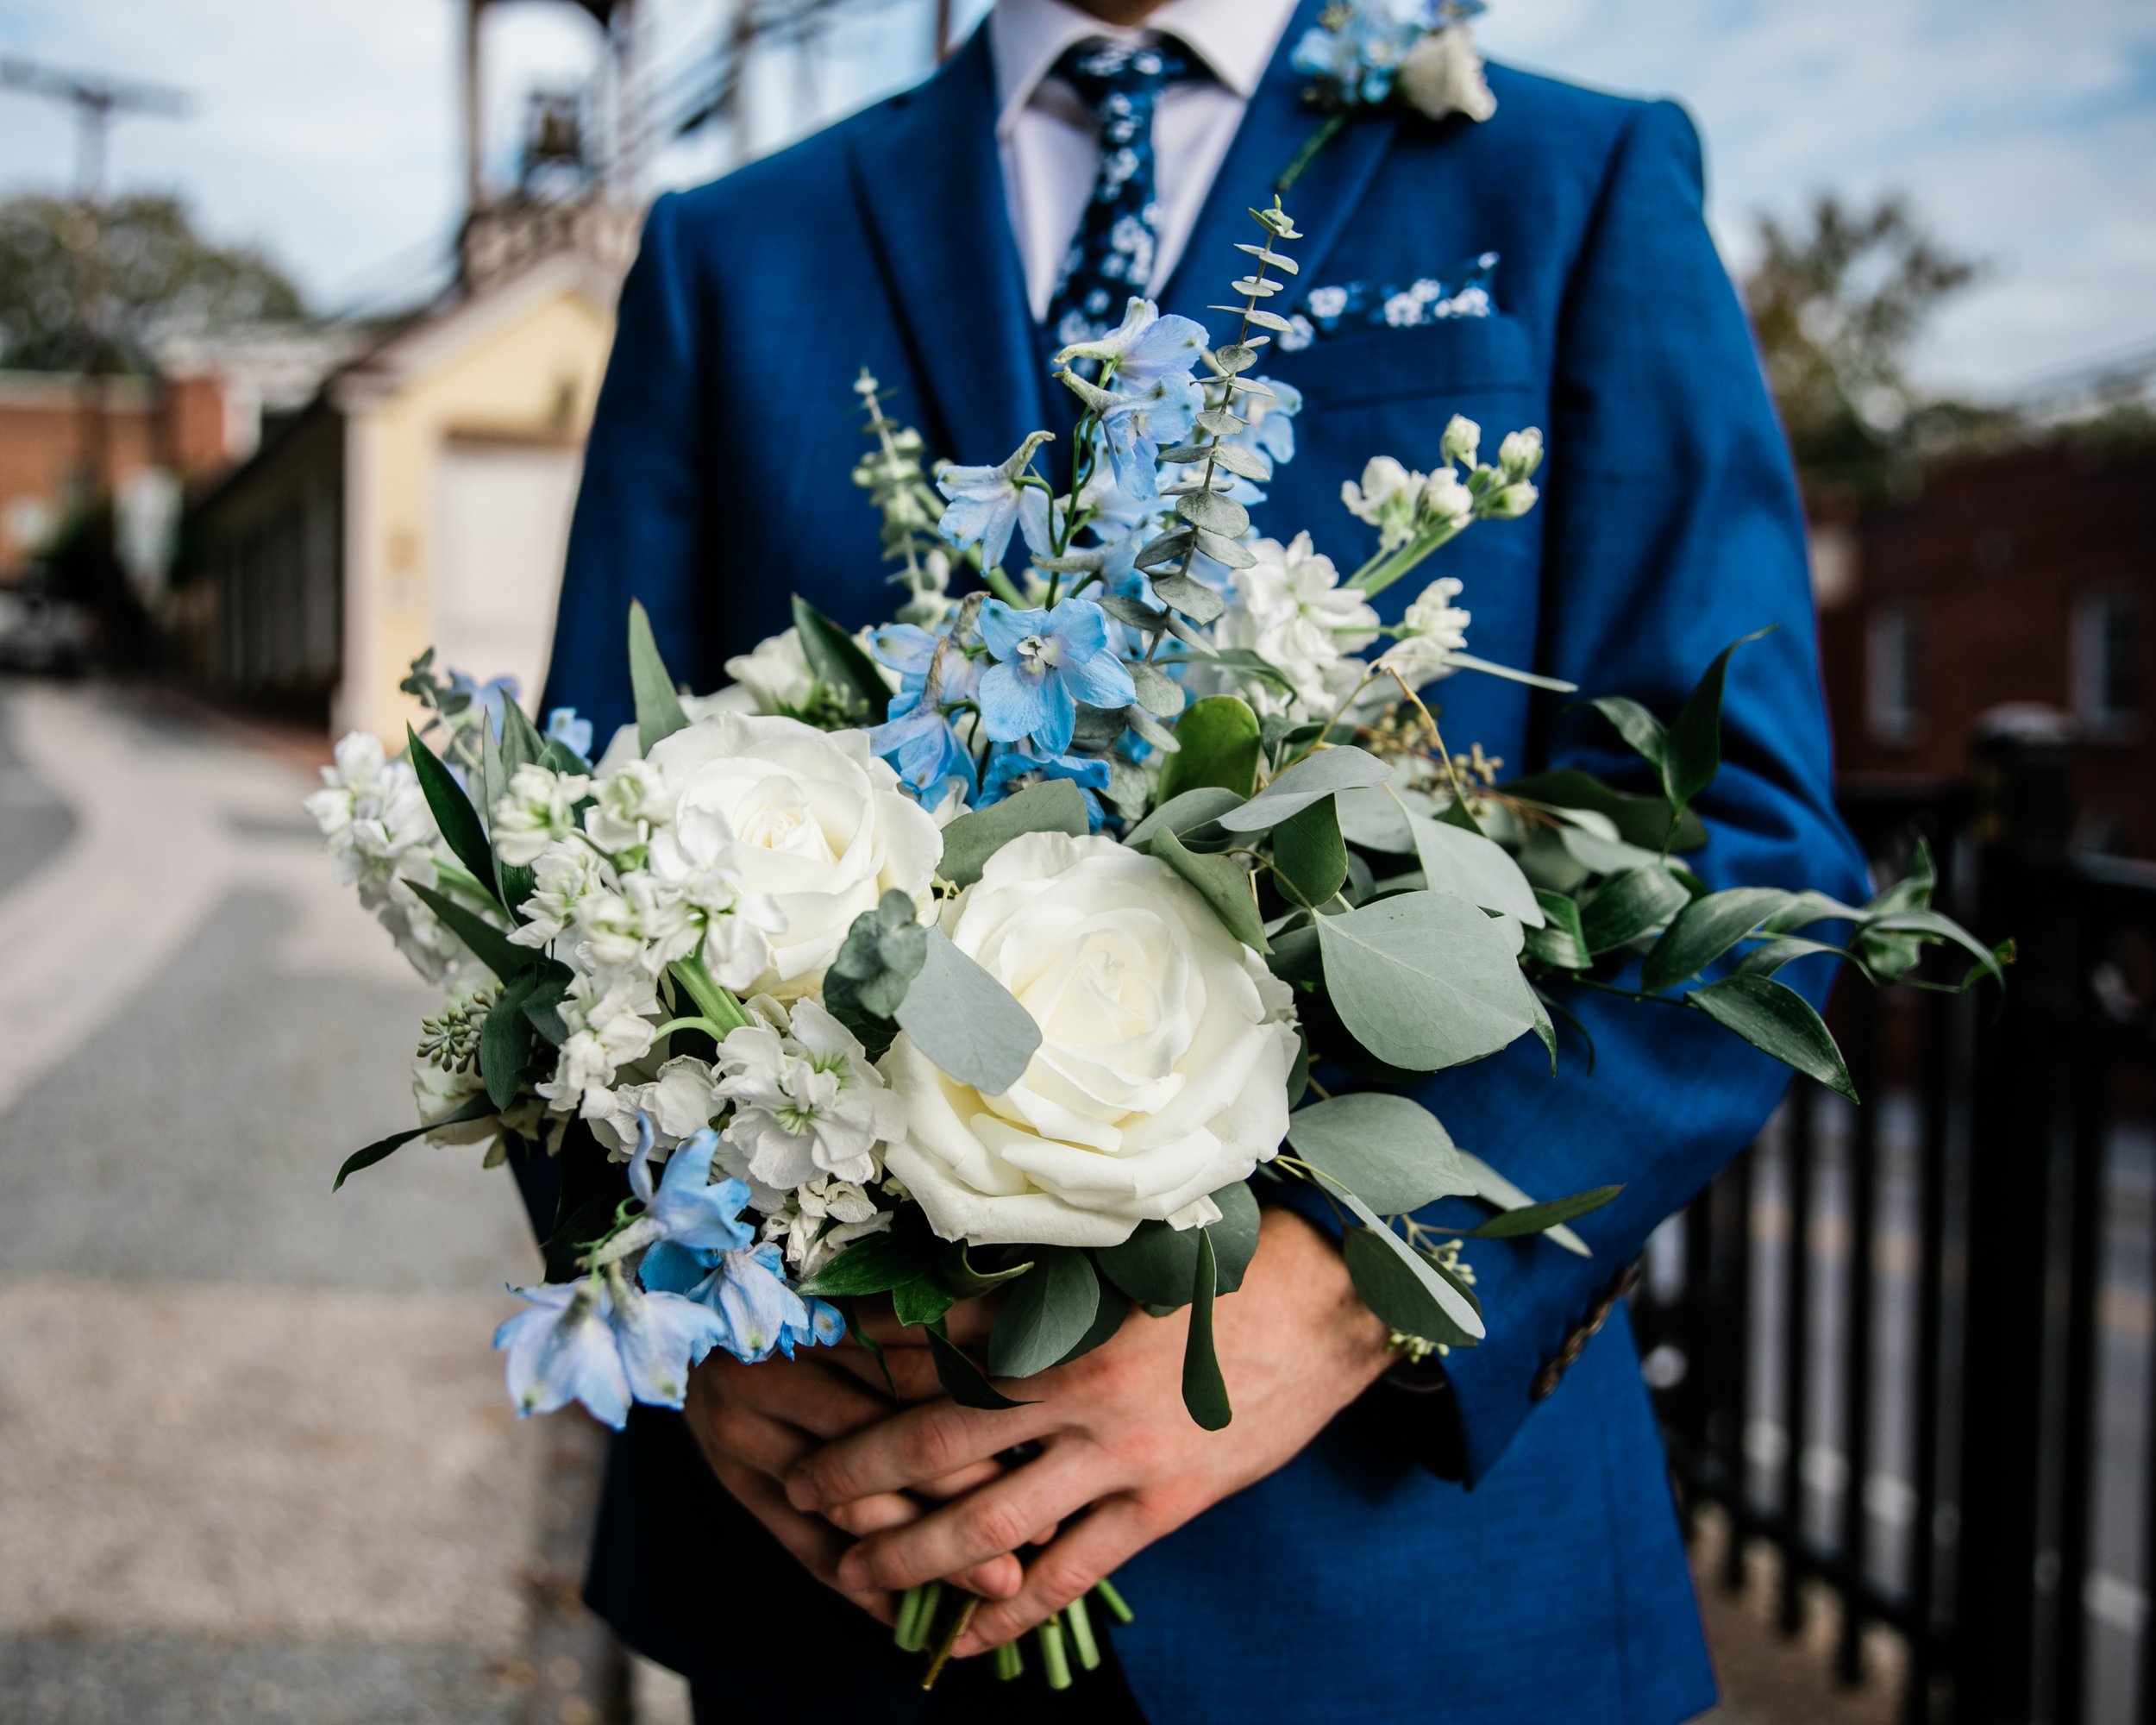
[1280,0,1496,191]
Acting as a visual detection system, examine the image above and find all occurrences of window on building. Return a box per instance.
[2072,590,2143,739]
[1866,604,1924,744]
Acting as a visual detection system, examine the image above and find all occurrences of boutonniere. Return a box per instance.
[1278,1,1497,191]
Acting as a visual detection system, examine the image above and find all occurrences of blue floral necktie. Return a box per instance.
[1044,38,1202,348]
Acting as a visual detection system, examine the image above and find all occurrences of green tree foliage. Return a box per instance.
[1742,193,2015,504]
[0,192,305,373]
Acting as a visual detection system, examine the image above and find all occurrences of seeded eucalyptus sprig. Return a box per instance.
[1135,200,1303,651]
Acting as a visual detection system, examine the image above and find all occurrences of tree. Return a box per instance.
[0,192,304,373]
[1742,194,2012,505]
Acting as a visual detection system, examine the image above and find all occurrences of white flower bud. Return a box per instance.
[1439,414,1482,467]
[1420,467,1476,529]
[1484,481,1540,520]
[1498,427,1545,482]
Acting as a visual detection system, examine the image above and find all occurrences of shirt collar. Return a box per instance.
[988,0,1299,138]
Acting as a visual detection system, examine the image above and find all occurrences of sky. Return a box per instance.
[2,0,2150,397]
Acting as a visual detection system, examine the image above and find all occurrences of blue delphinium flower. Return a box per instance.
[978,598,1138,756]
[627,1125,758,1291]
[496,1278,631,1426]
[936,430,1055,571]
[1056,297,1209,388]
[981,740,1112,827]
[872,687,980,805]
[608,1267,733,1408]
[1292,0,1488,110]
[448,669,520,737]
[544,706,594,760]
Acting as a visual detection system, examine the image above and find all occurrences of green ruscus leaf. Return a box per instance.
[627,599,691,756]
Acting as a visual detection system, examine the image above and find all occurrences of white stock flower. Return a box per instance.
[1340,456,1422,551]
[583,758,671,854]
[699,627,819,717]
[1398,24,1496,124]
[1378,576,1474,687]
[882,831,1300,1249]
[1439,413,1481,467]
[1217,532,1382,719]
[716,999,904,1190]
[572,870,695,972]
[645,806,787,990]
[643,712,939,996]
[508,841,612,948]
[585,1055,722,1157]
[492,763,591,867]
[305,732,436,904]
[762,1176,892,1277]
[1497,427,1545,481]
[537,970,661,1116]
[1422,466,1476,529]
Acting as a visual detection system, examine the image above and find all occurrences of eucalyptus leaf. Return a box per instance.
[1503,768,1705,852]
[1640,887,1797,994]
[1688,974,1858,1101]
[936,781,1090,888]
[627,599,691,755]
[1271,796,1347,908]
[479,969,541,1110]
[1180,1230,1232,1430]
[1214,745,1390,831]
[1147,825,1269,951]
[1057,1286,1132,1365]
[1094,1181,1259,1307]
[1453,1149,1592,1257]
[1130,659,1188,718]
[987,1249,1101,1379]
[792,593,893,724]
[1314,891,1542,1071]
[1578,695,1667,775]
[1124,786,1244,849]
[1337,1191,1485,1340]
[793,1219,938,1297]
[1409,815,1545,925]
[1463,1186,1622,1239]
[1156,695,1260,800]
[926,1323,1035,1410]
[1578,866,1693,955]
[1344,1226,1480,1348]
[1335,786,1416,853]
[1284,1091,1473,1214]
[893,930,1042,1095]
[1523,890,1589,970]
[1151,570,1228,623]
[1176,488,1249,537]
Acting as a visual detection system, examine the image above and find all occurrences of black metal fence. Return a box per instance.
[1633,731,2156,1725]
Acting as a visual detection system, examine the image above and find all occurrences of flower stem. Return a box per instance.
[918,1591,979,1690]
[981,563,1027,606]
[1094,1577,1137,1625]
[667,954,753,1035]
[994,1640,1025,1683]
[1040,1614,1073,1690]
[1065,1594,1102,1671]
[1275,110,1346,194]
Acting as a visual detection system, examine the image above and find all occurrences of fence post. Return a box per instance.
[1948,718,2072,1725]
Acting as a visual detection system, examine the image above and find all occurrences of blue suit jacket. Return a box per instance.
[538,9,1864,1721]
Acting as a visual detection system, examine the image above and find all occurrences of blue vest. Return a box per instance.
[540,9,1865,1719]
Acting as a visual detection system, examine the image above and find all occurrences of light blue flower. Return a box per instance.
[937,431,1055,571]
[608,1268,733,1408]
[448,669,521,737]
[495,1277,631,1427]
[1292,0,1487,109]
[871,687,980,806]
[682,1242,830,1364]
[544,707,594,760]
[981,740,1112,827]
[630,1125,758,1257]
[978,598,1138,756]
[1055,297,1209,389]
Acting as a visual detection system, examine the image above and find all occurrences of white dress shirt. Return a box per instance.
[988,0,1300,320]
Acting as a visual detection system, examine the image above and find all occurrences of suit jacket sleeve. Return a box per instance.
[1323,98,1867,1485]
[540,191,718,746]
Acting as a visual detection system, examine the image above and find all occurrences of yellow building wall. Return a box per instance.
[337,279,614,743]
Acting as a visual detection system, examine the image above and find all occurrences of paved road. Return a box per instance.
[0,679,572,1723]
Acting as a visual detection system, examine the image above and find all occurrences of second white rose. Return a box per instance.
[882,831,1300,1249]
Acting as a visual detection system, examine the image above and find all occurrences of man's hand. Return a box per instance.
[783,1208,1392,1656]
[681,1340,1025,1619]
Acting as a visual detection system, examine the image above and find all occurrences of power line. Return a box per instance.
[0,54,191,202]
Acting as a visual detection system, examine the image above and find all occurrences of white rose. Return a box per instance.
[643,712,940,996]
[882,831,1299,1249]
[1398,24,1497,124]
[699,627,818,716]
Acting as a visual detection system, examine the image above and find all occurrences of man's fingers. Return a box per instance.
[686,1394,813,1485]
[734,1356,894,1438]
[787,1395,1056,1511]
[837,1448,1099,1595]
[851,1295,997,1352]
[825,1339,946,1402]
[709,1460,895,1626]
[953,1499,1155,1656]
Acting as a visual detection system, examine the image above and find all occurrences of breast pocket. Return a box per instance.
[1277,312,1537,409]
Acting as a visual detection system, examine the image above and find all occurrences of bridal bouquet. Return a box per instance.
[311,198,1998,1686]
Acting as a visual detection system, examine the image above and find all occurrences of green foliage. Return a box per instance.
[333,1095,493,1190]
[792,594,893,724]
[824,890,931,1056]
[1271,796,1348,909]
[1284,1093,1474,1214]
[926,1322,1034,1409]
[1180,1230,1232,1430]
[937,781,1090,888]
[409,881,530,984]
[1156,696,1262,801]
[1213,744,1390,831]
[794,1212,937,1297]
[893,929,1042,1095]
[1343,1226,1482,1348]
[1123,787,1244,849]
[1523,890,1590,969]
[1578,866,1694,955]
[1501,770,1706,853]
[1689,974,1858,1101]
[542,1126,628,1283]
[0,192,304,373]
[1462,1186,1622,1239]
[1146,825,1270,951]
[627,600,690,756]
[1315,891,1543,1071]
[479,971,542,1110]
[406,724,499,908]
[987,1249,1101,1379]
[891,1274,956,1329]
[1094,1182,1261,1307]
[1641,887,1798,994]
[1410,814,1543,924]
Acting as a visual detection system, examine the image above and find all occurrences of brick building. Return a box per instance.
[1816,437,2154,857]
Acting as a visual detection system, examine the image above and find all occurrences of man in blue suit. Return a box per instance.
[538,1,1864,1719]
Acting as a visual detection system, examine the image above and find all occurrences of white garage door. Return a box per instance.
[434,439,582,710]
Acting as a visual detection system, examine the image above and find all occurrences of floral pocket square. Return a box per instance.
[1277,252,1498,351]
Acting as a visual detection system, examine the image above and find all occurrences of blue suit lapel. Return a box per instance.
[846,28,1048,471]
[1160,0,1400,323]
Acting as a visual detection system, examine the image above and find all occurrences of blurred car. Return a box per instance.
[0,586,92,676]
